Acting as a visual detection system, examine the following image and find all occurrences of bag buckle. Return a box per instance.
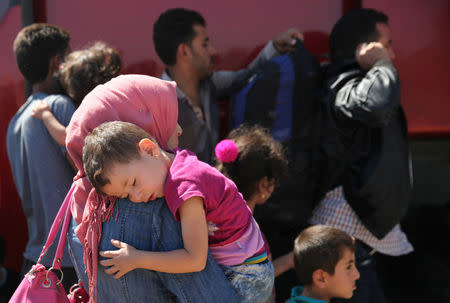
[45,267,64,286]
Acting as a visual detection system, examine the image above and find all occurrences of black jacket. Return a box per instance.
[319,59,412,238]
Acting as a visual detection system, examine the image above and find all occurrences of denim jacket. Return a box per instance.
[68,198,240,303]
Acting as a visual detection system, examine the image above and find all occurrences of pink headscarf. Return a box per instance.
[65,74,178,302]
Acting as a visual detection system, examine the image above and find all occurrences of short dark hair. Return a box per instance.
[58,41,122,105]
[216,124,288,201]
[83,121,155,194]
[329,8,388,63]
[13,23,70,84]
[153,8,205,65]
[293,225,355,285]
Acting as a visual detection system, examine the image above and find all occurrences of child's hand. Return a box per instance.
[31,101,51,120]
[99,239,139,279]
[273,251,295,277]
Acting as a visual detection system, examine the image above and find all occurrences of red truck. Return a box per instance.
[1,0,448,301]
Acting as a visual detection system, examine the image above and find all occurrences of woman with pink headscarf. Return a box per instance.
[65,74,240,303]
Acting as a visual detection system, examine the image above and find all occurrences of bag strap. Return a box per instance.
[52,186,74,270]
[37,184,76,270]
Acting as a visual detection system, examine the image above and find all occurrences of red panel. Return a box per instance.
[45,0,341,75]
[0,6,28,272]
[364,0,450,137]
[33,0,47,23]
[45,0,341,137]
[342,0,362,14]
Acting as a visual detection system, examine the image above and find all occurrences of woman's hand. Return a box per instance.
[99,239,139,279]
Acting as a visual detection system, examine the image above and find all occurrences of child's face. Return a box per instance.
[101,150,168,203]
[325,247,360,299]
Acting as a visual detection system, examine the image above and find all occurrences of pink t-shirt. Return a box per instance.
[165,149,256,248]
[208,217,265,265]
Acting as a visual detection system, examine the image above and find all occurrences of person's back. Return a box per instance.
[286,225,360,303]
[8,95,76,238]
[97,196,238,303]
[6,24,76,282]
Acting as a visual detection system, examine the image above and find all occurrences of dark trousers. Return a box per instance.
[20,258,79,292]
[332,240,387,303]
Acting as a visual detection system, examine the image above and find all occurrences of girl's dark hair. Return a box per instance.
[329,8,388,63]
[58,41,121,105]
[216,124,288,201]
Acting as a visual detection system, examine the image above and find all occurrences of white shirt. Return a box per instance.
[310,186,414,256]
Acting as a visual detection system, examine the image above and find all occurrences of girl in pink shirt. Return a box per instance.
[215,124,295,303]
[83,121,274,303]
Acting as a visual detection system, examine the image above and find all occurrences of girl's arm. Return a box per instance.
[273,251,294,277]
[32,101,67,146]
[99,196,208,278]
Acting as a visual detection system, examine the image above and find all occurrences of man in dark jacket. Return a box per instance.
[241,8,413,302]
[309,9,413,303]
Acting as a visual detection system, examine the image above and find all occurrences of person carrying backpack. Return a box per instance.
[153,8,302,164]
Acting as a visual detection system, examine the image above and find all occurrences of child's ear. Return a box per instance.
[312,269,327,289]
[139,138,160,158]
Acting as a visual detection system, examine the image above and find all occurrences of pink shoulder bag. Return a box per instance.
[9,185,89,303]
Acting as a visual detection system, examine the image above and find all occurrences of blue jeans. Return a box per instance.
[67,198,240,303]
[221,260,274,303]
